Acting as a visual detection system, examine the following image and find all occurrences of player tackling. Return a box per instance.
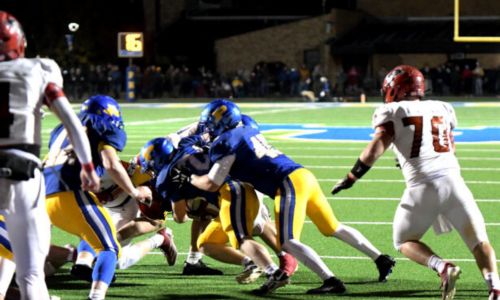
[332,65,500,300]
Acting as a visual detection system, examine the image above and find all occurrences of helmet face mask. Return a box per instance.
[0,11,26,62]
[200,99,242,138]
[381,65,425,103]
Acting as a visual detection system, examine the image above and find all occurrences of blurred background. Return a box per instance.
[4,0,500,101]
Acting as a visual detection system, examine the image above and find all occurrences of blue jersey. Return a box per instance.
[156,135,219,207]
[44,114,127,195]
[210,126,301,198]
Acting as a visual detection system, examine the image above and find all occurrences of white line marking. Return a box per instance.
[327,196,500,202]
[145,252,500,263]
[291,154,500,161]
[318,178,500,184]
[306,165,500,172]
[274,146,500,153]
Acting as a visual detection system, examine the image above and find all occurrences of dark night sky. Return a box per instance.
[2,0,355,67]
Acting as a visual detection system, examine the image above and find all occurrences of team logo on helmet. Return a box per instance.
[103,104,121,118]
[211,105,227,122]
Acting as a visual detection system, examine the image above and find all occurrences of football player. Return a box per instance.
[0,11,99,300]
[43,95,151,300]
[71,159,177,278]
[332,65,500,300]
[142,136,297,284]
[188,99,395,295]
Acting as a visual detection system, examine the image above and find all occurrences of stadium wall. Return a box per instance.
[214,9,362,76]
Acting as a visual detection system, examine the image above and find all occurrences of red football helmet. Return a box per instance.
[381,65,425,103]
[0,11,26,61]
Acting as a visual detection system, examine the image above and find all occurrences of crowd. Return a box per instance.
[61,60,500,101]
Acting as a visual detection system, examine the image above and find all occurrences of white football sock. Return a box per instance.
[282,239,334,280]
[88,285,107,300]
[186,251,203,264]
[75,254,94,268]
[117,245,143,270]
[332,224,381,260]
[427,255,446,273]
[241,256,252,267]
[148,234,165,249]
[263,264,278,276]
[485,272,500,290]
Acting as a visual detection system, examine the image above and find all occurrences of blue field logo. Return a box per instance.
[260,124,500,143]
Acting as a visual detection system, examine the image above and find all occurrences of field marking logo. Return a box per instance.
[260,124,500,143]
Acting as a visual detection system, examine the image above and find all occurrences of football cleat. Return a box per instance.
[252,269,290,296]
[70,263,117,283]
[157,228,177,266]
[306,276,346,294]
[440,263,461,300]
[489,289,500,300]
[70,264,93,282]
[236,261,262,284]
[375,254,396,282]
[182,260,223,276]
[279,253,298,277]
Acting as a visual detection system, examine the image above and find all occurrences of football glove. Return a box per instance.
[171,167,191,191]
[331,175,355,195]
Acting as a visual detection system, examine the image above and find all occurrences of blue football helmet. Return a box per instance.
[138,137,175,173]
[80,95,124,129]
[241,114,259,131]
[199,99,242,137]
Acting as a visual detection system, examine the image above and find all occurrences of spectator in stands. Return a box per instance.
[346,66,360,95]
[421,65,433,95]
[110,65,122,99]
[473,62,485,96]
[288,67,300,96]
[461,65,474,96]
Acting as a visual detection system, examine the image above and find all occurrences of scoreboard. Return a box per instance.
[117,32,144,58]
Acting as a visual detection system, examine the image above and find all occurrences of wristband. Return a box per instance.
[350,159,371,179]
[81,162,95,173]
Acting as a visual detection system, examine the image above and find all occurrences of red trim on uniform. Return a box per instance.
[82,162,95,172]
[43,82,65,106]
[377,121,395,137]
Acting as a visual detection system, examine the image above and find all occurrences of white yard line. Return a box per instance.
[145,251,500,263]
[305,165,500,172]
[328,196,500,202]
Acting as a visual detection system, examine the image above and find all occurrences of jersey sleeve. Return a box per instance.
[209,138,234,163]
[443,102,457,129]
[371,105,394,129]
[85,116,127,151]
[39,58,64,88]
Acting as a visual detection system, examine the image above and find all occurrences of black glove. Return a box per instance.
[171,168,191,191]
[331,175,355,195]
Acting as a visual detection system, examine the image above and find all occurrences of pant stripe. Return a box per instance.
[0,225,11,253]
[229,181,248,242]
[74,191,118,252]
[279,177,296,245]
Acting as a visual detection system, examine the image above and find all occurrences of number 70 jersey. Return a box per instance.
[372,100,460,186]
[0,58,63,151]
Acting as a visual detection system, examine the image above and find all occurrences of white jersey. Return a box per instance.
[0,58,63,150]
[372,100,460,186]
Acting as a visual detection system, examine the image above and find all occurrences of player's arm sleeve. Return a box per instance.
[168,122,199,148]
[371,105,394,129]
[45,83,93,167]
[444,102,458,129]
[207,154,236,186]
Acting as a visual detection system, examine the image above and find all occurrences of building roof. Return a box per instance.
[329,17,500,54]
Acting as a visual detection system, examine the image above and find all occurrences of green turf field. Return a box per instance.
[41,102,500,299]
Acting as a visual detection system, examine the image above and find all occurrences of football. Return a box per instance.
[185,197,219,220]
